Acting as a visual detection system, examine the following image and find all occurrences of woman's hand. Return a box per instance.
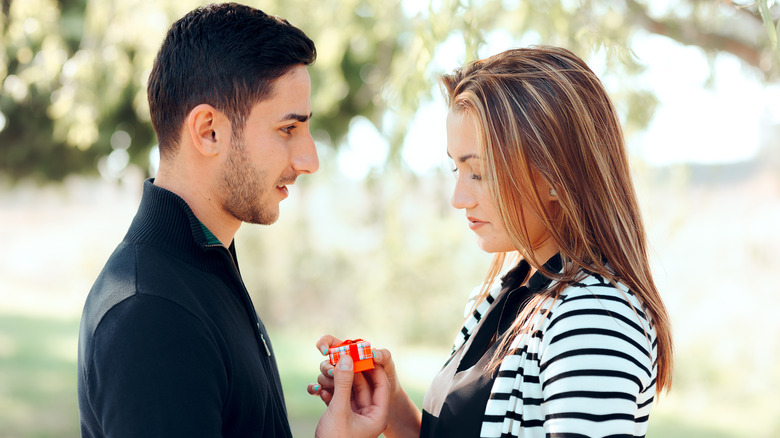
[308,335,422,438]
[307,334,342,405]
[370,348,422,438]
[309,335,390,438]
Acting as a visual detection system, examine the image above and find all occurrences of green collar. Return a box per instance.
[199,222,222,246]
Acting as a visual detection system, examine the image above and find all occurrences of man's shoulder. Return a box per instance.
[84,239,210,319]
[82,242,173,327]
[82,242,140,321]
[78,240,215,363]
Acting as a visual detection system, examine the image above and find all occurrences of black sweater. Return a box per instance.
[77,179,292,437]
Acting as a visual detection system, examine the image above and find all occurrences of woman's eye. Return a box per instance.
[450,165,481,181]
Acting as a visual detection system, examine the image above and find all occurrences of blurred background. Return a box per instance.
[1,0,779,436]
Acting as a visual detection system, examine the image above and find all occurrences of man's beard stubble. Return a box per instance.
[220,134,278,226]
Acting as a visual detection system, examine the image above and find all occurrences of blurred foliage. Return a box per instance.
[235,162,485,346]
[3,3,780,436]
[1,0,779,183]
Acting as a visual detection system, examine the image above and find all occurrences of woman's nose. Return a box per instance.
[451,177,477,210]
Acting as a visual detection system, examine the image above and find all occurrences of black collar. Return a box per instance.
[123,178,236,272]
[500,253,563,294]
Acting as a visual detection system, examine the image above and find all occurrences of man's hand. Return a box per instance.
[313,353,389,438]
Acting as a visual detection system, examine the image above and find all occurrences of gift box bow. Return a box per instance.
[328,339,374,372]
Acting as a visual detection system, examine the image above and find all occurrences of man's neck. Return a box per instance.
[153,171,240,247]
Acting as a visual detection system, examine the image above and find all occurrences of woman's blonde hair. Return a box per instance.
[440,46,672,394]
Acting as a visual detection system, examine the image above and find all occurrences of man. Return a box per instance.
[78,4,387,437]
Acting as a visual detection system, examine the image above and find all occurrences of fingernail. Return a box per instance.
[372,349,382,361]
[313,384,320,392]
[320,346,329,355]
[338,355,353,371]
[328,369,333,377]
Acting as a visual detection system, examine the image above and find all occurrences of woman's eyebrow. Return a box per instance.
[446,152,480,163]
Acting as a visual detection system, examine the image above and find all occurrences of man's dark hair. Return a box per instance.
[147,3,316,158]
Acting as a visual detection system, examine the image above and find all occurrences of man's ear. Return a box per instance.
[185,104,228,157]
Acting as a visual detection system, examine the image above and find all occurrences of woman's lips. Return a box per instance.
[467,216,486,230]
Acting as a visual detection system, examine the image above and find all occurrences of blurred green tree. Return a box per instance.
[1,0,778,183]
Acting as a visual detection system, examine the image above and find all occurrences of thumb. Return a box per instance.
[328,355,355,415]
[372,349,398,388]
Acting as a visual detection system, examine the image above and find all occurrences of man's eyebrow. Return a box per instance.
[446,151,480,163]
[278,112,313,123]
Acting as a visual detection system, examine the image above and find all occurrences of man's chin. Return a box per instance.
[257,216,278,226]
[245,209,279,226]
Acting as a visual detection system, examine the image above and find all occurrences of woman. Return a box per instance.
[311,46,672,438]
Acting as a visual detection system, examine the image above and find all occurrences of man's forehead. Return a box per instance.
[253,66,311,118]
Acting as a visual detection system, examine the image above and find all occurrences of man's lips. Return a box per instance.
[276,176,297,197]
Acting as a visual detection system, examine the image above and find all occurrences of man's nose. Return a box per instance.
[292,132,319,175]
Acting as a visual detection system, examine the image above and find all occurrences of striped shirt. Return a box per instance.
[453,264,658,438]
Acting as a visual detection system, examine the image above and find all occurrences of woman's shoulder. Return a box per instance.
[555,272,643,311]
[529,273,657,384]
[542,272,654,339]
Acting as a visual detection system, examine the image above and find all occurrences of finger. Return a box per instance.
[315,334,343,356]
[371,348,392,370]
[351,369,372,407]
[320,359,335,378]
[327,354,355,418]
[316,373,335,390]
[307,384,333,407]
[366,366,391,411]
[371,348,399,392]
[319,389,333,406]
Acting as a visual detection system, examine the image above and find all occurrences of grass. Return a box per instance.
[0,315,80,438]
[1,313,775,438]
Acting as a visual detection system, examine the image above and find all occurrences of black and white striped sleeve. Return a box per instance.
[538,282,658,437]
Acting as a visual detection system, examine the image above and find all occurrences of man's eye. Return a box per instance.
[281,125,295,134]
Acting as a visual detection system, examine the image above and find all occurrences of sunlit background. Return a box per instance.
[2,0,780,437]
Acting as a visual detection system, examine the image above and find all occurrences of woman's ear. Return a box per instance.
[533,172,559,203]
[547,186,558,201]
[185,104,228,157]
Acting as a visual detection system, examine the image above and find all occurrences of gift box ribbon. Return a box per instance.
[329,339,373,365]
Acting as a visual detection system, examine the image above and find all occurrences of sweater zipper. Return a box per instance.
[258,323,271,356]
[205,243,271,357]
[206,243,292,436]
[206,243,291,435]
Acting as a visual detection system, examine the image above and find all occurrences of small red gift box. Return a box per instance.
[328,339,375,373]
